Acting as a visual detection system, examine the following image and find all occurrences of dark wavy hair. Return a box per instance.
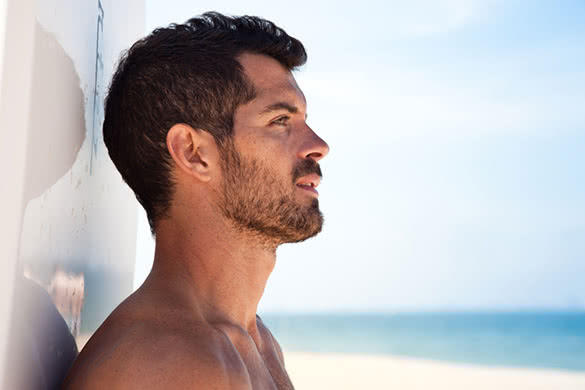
[103,12,307,234]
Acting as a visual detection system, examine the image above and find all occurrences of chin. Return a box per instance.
[284,211,324,244]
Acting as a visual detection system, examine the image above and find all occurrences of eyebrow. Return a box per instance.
[259,102,309,120]
[259,102,299,115]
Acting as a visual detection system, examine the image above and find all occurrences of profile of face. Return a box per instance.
[216,53,329,247]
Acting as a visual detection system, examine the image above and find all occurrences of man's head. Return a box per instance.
[212,53,328,248]
[104,12,328,245]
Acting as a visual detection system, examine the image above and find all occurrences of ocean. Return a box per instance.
[260,312,585,372]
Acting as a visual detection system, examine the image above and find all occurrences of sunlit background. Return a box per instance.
[137,0,585,312]
[132,0,585,387]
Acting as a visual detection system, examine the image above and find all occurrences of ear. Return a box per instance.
[166,124,217,183]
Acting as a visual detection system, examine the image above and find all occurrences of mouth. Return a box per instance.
[295,174,321,197]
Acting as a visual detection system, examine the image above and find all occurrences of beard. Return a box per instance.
[216,138,324,248]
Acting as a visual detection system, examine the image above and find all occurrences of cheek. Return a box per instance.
[237,134,297,180]
[259,156,295,188]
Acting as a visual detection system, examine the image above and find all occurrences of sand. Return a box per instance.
[284,351,585,390]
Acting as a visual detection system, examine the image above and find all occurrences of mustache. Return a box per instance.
[292,159,322,183]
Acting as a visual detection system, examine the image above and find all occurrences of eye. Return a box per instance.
[271,115,290,126]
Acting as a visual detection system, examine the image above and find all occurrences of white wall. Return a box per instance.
[0,0,8,89]
[0,0,36,382]
[0,0,145,383]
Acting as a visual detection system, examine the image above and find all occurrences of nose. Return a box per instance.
[299,126,329,163]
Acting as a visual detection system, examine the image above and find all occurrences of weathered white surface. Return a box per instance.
[0,0,36,382]
[0,0,145,384]
[0,0,7,89]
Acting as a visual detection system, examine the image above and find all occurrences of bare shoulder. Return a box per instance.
[66,329,248,389]
[63,301,251,389]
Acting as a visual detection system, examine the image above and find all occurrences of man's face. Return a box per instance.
[215,53,329,247]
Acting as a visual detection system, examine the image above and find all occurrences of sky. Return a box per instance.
[135,0,585,312]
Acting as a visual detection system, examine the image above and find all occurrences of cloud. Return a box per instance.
[147,0,491,41]
[297,65,585,139]
[319,0,490,38]
[381,0,486,36]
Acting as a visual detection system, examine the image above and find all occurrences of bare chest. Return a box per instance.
[239,351,295,390]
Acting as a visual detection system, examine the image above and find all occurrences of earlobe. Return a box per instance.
[166,124,212,182]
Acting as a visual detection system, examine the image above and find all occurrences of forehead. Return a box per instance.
[237,52,306,107]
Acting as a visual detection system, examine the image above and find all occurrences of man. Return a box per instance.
[63,12,328,389]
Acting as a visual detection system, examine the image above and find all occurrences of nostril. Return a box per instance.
[306,150,326,162]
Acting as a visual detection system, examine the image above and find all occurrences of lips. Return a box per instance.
[295,174,321,189]
[295,174,321,196]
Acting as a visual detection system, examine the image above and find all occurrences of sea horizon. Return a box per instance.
[260,310,585,372]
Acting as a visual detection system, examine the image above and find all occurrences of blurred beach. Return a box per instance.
[285,351,585,390]
[262,312,585,371]
[264,312,585,389]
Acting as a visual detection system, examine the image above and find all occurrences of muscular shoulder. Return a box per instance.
[64,315,251,389]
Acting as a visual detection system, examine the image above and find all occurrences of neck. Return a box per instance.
[148,210,277,332]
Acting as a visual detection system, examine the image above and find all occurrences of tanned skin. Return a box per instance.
[62,53,329,390]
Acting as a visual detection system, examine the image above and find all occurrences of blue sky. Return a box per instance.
[136,0,585,312]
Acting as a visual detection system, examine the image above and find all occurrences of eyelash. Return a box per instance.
[272,116,290,126]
